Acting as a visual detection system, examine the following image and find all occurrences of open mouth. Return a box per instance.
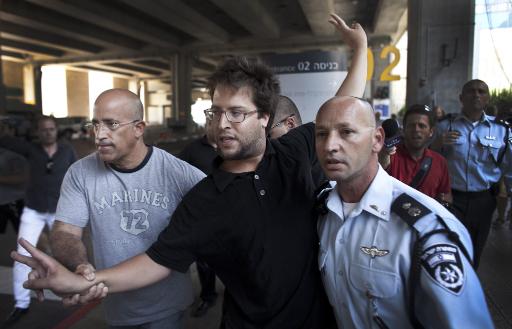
[218,135,236,146]
[324,158,345,170]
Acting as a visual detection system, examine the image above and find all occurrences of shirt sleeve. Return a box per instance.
[55,161,90,227]
[146,195,208,273]
[500,127,512,194]
[275,122,316,164]
[416,230,493,328]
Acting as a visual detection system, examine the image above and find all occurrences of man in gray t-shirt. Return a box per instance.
[50,89,204,328]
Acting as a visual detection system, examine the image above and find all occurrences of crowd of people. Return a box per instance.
[1,12,510,329]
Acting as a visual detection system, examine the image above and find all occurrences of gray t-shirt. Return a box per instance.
[56,146,205,325]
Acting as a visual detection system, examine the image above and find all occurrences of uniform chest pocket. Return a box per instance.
[477,136,502,164]
[349,263,399,298]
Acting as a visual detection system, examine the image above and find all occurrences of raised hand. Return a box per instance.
[329,13,367,50]
[10,238,95,298]
[330,13,368,98]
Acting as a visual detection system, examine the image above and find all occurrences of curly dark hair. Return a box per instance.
[207,56,280,131]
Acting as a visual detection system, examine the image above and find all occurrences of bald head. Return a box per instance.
[317,96,375,127]
[275,95,302,125]
[95,89,144,120]
[315,95,383,190]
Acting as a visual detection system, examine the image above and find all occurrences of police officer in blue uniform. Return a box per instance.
[432,79,512,268]
[315,96,493,329]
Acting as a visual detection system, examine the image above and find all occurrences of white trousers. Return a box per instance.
[13,207,55,308]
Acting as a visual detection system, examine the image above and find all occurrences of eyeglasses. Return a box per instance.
[204,109,259,123]
[270,114,295,130]
[84,119,140,131]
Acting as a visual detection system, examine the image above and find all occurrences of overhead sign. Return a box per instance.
[262,50,348,123]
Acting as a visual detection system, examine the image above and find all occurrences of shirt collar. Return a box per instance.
[455,111,492,126]
[397,143,432,162]
[211,138,274,192]
[326,165,393,222]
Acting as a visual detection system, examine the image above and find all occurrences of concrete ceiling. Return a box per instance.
[0,0,407,83]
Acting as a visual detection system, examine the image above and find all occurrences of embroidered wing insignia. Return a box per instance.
[360,246,389,259]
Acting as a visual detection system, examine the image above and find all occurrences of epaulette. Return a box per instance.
[495,118,511,129]
[314,180,333,216]
[391,193,432,227]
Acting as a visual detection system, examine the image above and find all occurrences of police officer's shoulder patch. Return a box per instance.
[421,244,464,294]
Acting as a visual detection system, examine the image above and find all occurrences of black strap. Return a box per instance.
[495,119,510,167]
[409,157,432,189]
[314,180,333,216]
[408,229,425,329]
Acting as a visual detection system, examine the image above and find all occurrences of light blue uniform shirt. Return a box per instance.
[318,167,494,329]
[434,113,511,193]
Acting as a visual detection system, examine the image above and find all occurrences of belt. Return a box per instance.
[451,189,491,197]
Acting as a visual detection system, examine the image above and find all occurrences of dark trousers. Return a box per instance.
[452,189,496,269]
[197,260,217,302]
[0,200,24,233]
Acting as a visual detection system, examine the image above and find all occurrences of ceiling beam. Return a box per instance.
[132,59,171,71]
[210,0,280,39]
[1,39,64,57]
[73,65,134,78]
[32,50,175,66]
[193,59,216,73]
[1,50,27,62]
[186,34,354,56]
[105,63,163,76]
[1,0,145,50]
[0,19,103,54]
[27,0,181,49]
[298,0,335,36]
[373,0,408,35]
[118,0,230,43]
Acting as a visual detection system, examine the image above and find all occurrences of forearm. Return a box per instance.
[336,46,367,98]
[50,230,89,271]
[94,253,171,293]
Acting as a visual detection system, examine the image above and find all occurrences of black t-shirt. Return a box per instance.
[177,135,217,175]
[147,123,333,329]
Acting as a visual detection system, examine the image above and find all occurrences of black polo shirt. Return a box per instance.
[147,123,333,329]
[0,136,76,212]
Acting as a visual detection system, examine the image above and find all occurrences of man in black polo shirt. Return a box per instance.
[177,119,219,317]
[12,14,367,329]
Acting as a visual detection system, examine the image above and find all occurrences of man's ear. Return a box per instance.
[134,121,146,138]
[286,116,298,129]
[373,126,385,153]
[260,112,270,128]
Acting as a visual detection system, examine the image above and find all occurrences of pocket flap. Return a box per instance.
[478,136,501,148]
[349,263,399,298]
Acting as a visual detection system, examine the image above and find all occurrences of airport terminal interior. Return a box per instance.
[0,0,511,328]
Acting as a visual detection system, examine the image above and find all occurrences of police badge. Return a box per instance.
[421,244,465,294]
